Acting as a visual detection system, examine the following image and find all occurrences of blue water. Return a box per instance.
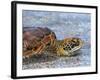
[23,10,90,41]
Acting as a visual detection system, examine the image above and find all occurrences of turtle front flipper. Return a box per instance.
[32,42,45,55]
[32,33,56,55]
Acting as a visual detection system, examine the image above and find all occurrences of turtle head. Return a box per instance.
[56,37,84,56]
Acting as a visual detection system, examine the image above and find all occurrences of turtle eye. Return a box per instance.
[71,38,79,46]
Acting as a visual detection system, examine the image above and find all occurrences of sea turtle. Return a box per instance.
[23,27,83,58]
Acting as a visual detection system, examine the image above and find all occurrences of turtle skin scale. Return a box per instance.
[23,27,83,58]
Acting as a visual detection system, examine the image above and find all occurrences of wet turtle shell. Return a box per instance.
[23,27,56,55]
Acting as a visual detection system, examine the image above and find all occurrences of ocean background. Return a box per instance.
[22,10,91,69]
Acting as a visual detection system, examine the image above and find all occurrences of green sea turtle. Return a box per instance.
[23,27,83,58]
